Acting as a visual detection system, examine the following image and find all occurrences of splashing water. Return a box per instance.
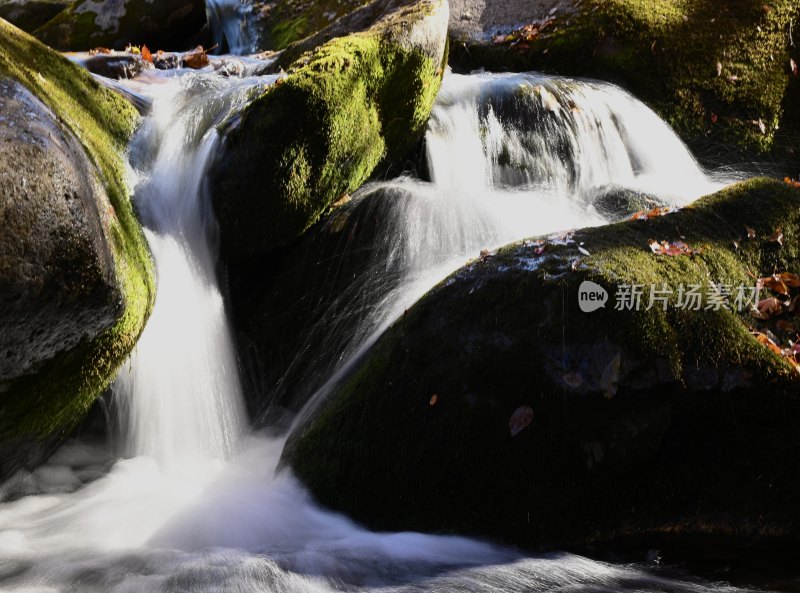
[0,67,758,593]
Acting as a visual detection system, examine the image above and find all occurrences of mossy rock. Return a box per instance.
[211,0,449,260]
[0,0,70,32]
[251,0,370,50]
[283,178,800,550]
[449,0,800,163]
[33,0,207,51]
[0,21,154,479]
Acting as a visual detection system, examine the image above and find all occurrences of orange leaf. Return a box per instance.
[142,45,153,63]
[753,332,782,355]
[762,275,790,295]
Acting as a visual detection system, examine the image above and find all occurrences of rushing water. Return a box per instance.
[0,54,768,593]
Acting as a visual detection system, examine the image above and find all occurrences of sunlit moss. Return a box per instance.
[0,21,154,440]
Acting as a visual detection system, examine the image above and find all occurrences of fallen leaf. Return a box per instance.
[182,45,211,69]
[479,249,491,262]
[752,297,785,320]
[509,406,534,437]
[429,394,438,406]
[785,177,800,189]
[780,272,800,287]
[578,246,591,257]
[648,239,700,256]
[141,45,153,63]
[716,61,723,77]
[710,112,718,124]
[762,274,790,295]
[770,228,784,246]
[600,352,621,399]
[753,331,782,355]
[746,225,757,239]
[791,58,798,76]
[631,206,671,221]
[89,47,112,55]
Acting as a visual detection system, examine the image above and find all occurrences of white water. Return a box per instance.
[0,64,754,592]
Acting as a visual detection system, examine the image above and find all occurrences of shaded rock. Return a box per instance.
[283,178,800,550]
[211,0,449,260]
[249,0,369,51]
[449,0,800,162]
[80,52,149,79]
[0,21,154,480]
[34,0,207,51]
[0,0,71,32]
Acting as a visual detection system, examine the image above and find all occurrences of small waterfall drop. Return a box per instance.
[205,0,254,55]
[279,71,726,427]
[0,64,757,593]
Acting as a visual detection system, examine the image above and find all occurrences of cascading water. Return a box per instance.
[259,71,728,426]
[0,53,758,592]
[206,0,254,54]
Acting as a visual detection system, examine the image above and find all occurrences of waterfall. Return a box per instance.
[113,73,272,465]
[0,64,754,593]
[276,71,726,427]
[205,0,254,55]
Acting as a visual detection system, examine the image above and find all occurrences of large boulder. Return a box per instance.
[250,0,369,50]
[33,0,207,51]
[0,0,70,32]
[211,0,449,260]
[449,0,800,161]
[0,20,155,479]
[283,178,800,551]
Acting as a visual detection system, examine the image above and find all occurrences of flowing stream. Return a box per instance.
[0,47,765,593]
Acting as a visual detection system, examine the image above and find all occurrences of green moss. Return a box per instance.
[0,21,154,440]
[257,0,370,50]
[285,178,800,548]
[450,0,800,158]
[270,15,308,50]
[213,11,445,259]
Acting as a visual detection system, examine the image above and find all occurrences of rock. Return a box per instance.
[0,21,155,480]
[250,0,367,50]
[283,178,800,550]
[211,0,449,260]
[232,184,415,423]
[448,0,800,161]
[34,0,207,51]
[0,0,71,32]
[80,52,150,79]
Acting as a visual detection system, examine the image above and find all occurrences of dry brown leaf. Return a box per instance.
[770,228,784,246]
[429,394,438,407]
[752,297,785,320]
[746,225,757,239]
[182,45,210,69]
[509,406,534,437]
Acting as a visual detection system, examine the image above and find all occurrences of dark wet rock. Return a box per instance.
[0,0,71,32]
[283,178,800,550]
[81,52,149,79]
[211,0,449,260]
[0,21,154,480]
[34,0,207,51]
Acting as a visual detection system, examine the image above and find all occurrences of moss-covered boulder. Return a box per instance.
[0,21,154,479]
[283,178,800,551]
[251,0,369,50]
[0,0,70,32]
[449,0,800,161]
[34,0,207,51]
[211,0,449,260]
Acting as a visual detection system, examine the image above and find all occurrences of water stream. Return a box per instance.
[0,43,766,593]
